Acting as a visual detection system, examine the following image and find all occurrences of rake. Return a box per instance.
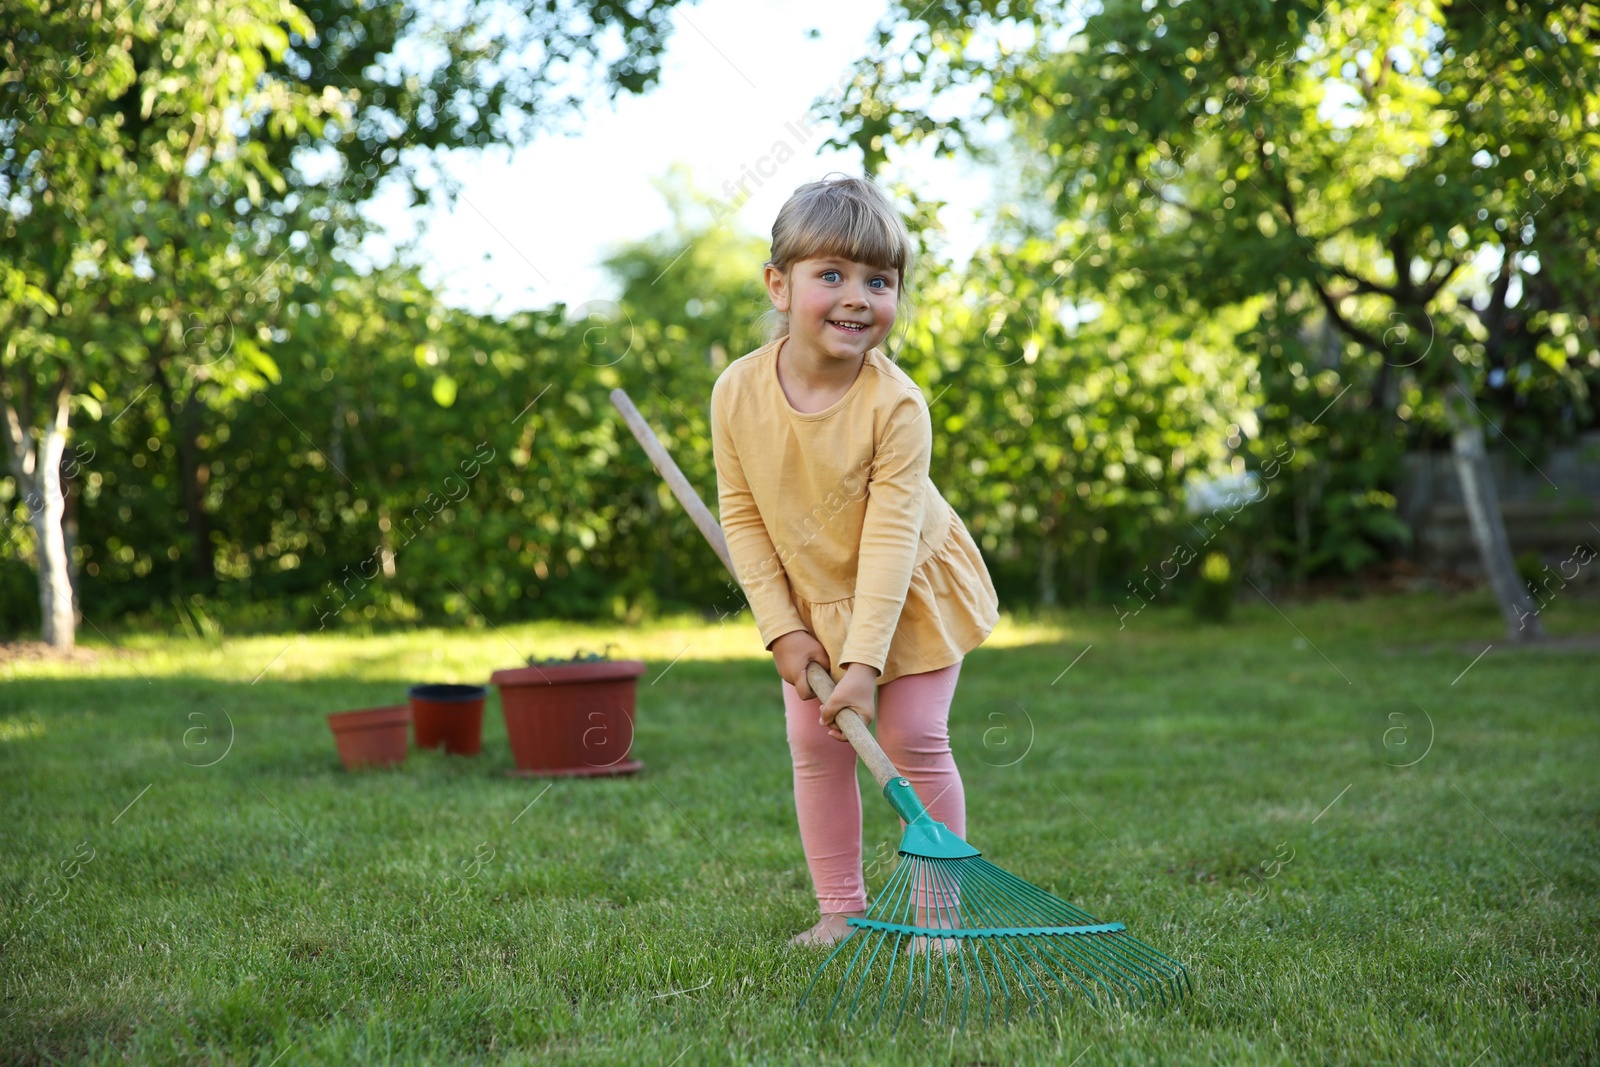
[794,661,1189,1030]
[609,387,1191,1030]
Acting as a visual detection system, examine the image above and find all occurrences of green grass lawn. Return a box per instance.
[3,590,1597,1065]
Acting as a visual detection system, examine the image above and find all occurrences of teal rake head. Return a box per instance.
[797,777,1191,1031]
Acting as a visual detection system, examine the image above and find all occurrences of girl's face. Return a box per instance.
[765,256,898,364]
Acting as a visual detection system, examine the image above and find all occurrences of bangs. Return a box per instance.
[769,177,913,284]
[782,199,907,276]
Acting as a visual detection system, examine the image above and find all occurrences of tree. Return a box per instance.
[889,221,1256,607]
[0,0,693,646]
[598,170,771,612]
[0,8,142,647]
[832,0,1599,639]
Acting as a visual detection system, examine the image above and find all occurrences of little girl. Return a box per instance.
[710,175,1000,947]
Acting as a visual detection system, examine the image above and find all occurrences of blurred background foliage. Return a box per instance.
[2,0,1596,639]
[4,177,1586,638]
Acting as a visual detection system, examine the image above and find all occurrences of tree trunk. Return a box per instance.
[1292,466,1310,593]
[1444,380,1542,640]
[152,356,216,583]
[64,465,80,619]
[174,420,215,582]
[1080,528,1101,602]
[29,435,75,648]
[1036,535,1058,607]
[1,370,76,649]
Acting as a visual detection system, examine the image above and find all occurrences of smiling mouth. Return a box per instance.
[829,320,869,333]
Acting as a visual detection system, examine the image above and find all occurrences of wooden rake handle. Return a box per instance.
[608,387,906,791]
[609,387,736,575]
[802,661,901,789]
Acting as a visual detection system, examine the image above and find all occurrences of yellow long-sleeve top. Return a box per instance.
[711,337,999,686]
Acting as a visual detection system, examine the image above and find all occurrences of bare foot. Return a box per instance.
[788,910,865,948]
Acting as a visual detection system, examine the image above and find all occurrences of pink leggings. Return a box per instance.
[782,661,965,913]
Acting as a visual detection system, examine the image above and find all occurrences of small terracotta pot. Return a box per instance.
[327,705,410,770]
[491,660,646,777]
[409,683,488,756]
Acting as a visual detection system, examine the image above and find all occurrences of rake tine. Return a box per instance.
[997,932,1053,1017]
[930,860,971,1031]
[808,854,911,1023]
[927,859,961,1028]
[874,924,908,1030]
[839,860,915,1030]
[819,929,869,1026]
[826,857,894,1028]
[980,929,1018,1025]
[897,928,922,1031]
[868,857,918,1030]
[1023,907,1145,1009]
[956,873,1025,1020]
[904,871,933,1026]
[1020,935,1086,1010]
[857,928,895,1028]
[968,929,992,1029]
[987,871,1143,1009]
[965,863,1109,1008]
[1042,930,1139,1007]
[1119,934,1187,1006]
[1074,931,1170,1009]
[1107,939,1171,1009]
[802,929,856,1021]
[1033,929,1106,1008]
[902,857,934,1017]
[929,861,953,1027]
[1110,933,1191,1001]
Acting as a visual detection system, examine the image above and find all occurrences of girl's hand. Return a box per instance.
[772,630,830,700]
[819,662,879,742]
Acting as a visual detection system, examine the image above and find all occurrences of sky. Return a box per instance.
[360,0,998,317]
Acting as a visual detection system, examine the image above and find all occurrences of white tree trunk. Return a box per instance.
[1445,381,1542,640]
[3,374,76,650]
[28,432,75,648]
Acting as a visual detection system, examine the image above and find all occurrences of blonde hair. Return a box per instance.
[761,175,914,348]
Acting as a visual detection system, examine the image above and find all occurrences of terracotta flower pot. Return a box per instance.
[327,705,410,770]
[409,683,488,756]
[490,660,646,777]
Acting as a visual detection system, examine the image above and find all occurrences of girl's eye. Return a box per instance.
[869,277,888,290]
[821,270,841,282]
